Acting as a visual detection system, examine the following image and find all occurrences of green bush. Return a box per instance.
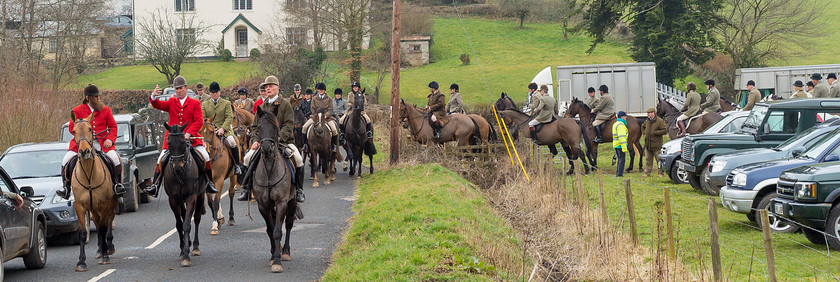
[249,48,261,59]
[220,49,233,62]
[460,53,470,65]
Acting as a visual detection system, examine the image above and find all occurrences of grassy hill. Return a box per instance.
[77,61,256,90]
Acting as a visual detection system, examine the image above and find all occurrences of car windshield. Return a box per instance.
[775,126,827,151]
[800,129,840,159]
[742,105,768,131]
[0,150,64,179]
[61,124,130,145]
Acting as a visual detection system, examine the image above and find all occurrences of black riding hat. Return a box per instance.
[450,83,459,91]
[351,81,361,88]
[598,85,609,93]
[334,88,343,95]
[316,83,327,90]
[428,81,439,89]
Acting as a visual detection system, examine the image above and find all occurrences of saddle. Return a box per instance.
[97,151,118,183]
[535,116,557,133]
[685,113,706,129]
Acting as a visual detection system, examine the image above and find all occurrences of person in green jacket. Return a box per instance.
[613,111,629,177]
[677,82,701,137]
[201,82,244,174]
[701,79,721,114]
[528,85,556,144]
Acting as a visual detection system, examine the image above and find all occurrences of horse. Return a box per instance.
[497,109,595,174]
[198,116,236,235]
[162,123,209,267]
[252,107,303,273]
[307,110,336,187]
[398,99,479,146]
[494,92,517,113]
[344,91,377,177]
[69,112,117,272]
[292,105,308,166]
[411,105,497,145]
[231,105,253,210]
[565,97,644,172]
[656,97,724,140]
[719,97,740,112]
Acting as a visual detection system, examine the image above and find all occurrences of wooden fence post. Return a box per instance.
[575,160,585,206]
[598,169,607,222]
[624,179,638,246]
[708,198,722,281]
[760,209,777,282]
[664,187,674,259]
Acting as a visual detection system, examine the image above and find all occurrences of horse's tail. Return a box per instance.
[487,117,498,142]
[468,117,482,145]
[576,119,596,166]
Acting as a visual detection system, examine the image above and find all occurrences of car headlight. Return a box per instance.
[731,172,747,187]
[663,144,680,155]
[794,182,817,200]
[710,160,727,173]
[52,193,74,204]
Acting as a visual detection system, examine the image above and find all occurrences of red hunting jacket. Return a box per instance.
[252,97,264,114]
[68,104,118,153]
[149,95,204,149]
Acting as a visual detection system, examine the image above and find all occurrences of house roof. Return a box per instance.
[221,14,262,34]
[400,35,431,41]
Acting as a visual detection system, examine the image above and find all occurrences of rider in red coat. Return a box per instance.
[58,85,125,199]
[143,76,218,196]
[252,83,267,113]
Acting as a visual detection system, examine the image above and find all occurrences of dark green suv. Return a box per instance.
[772,162,840,250]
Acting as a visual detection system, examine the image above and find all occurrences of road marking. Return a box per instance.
[145,191,230,249]
[87,268,115,282]
[243,223,324,233]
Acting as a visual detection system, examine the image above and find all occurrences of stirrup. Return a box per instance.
[237,186,251,201]
[144,184,159,198]
[113,183,125,197]
[56,187,71,200]
[296,189,305,203]
[366,131,373,139]
[206,182,218,194]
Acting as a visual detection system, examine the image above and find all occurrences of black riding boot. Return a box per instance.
[593,124,603,143]
[237,153,260,201]
[229,145,244,175]
[339,123,347,145]
[331,135,338,152]
[433,121,442,139]
[295,166,305,203]
[57,157,77,200]
[113,164,125,197]
[145,165,163,197]
[366,122,374,139]
[301,133,309,153]
[529,127,540,145]
[204,161,218,194]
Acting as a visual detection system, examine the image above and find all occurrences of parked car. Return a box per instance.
[60,113,159,212]
[658,111,749,184]
[772,162,840,249]
[0,165,47,276]
[705,119,840,195]
[720,127,840,233]
[679,99,840,191]
[0,142,79,240]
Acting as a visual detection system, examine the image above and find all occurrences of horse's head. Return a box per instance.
[255,107,279,160]
[494,92,515,111]
[656,98,667,118]
[72,112,96,160]
[353,92,366,111]
[565,97,585,118]
[200,116,217,139]
[313,112,325,136]
[164,123,190,175]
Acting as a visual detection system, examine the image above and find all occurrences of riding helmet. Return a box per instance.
[587,87,595,93]
[811,73,822,80]
[686,82,696,91]
[450,83,459,91]
[747,80,756,86]
[830,73,838,80]
[208,81,221,93]
[793,80,804,87]
[528,82,538,90]
[173,76,187,88]
[598,85,609,93]
[84,84,100,97]
[352,81,361,88]
[305,88,313,95]
[238,87,248,95]
[704,79,715,86]
[428,81,439,89]
[617,111,627,118]
[316,82,327,90]
[334,88,343,95]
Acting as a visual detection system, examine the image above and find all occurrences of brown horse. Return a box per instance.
[253,107,303,273]
[199,117,236,235]
[232,105,254,159]
[656,97,724,140]
[306,111,336,187]
[398,99,479,146]
[720,97,740,112]
[70,112,117,272]
[412,106,497,145]
[565,97,644,172]
[497,109,594,174]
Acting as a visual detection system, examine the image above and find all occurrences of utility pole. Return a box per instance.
[389,0,401,164]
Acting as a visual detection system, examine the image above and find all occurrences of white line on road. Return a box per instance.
[144,191,229,249]
[87,268,116,282]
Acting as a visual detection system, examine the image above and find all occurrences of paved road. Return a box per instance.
[5,160,357,281]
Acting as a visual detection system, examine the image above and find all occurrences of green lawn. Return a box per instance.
[77,61,257,90]
[553,144,840,280]
[323,163,525,280]
[362,16,633,106]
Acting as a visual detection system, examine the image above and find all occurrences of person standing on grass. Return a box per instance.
[234,87,254,111]
[613,111,629,177]
[641,107,667,177]
[252,83,268,113]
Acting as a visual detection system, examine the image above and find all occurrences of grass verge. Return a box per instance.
[322,163,526,280]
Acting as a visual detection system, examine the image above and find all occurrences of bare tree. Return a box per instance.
[536,0,580,40]
[135,8,211,84]
[43,0,109,89]
[714,0,822,68]
[500,0,537,28]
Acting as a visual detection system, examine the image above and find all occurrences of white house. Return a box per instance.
[133,0,367,58]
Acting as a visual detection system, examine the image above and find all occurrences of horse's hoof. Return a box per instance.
[228,219,236,226]
[325,180,331,185]
[343,167,348,171]
[271,264,284,273]
[269,259,274,266]
[210,229,219,236]
[309,176,314,180]
[281,254,291,261]
[330,175,336,181]
[180,259,192,267]
[191,249,201,256]
[312,183,319,188]
[95,252,102,259]
[75,263,88,272]
[108,248,115,255]
[99,257,110,265]
[218,218,225,225]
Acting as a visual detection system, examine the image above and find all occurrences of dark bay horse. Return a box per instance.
[720,97,740,112]
[70,113,117,272]
[162,123,208,267]
[656,97,724,140]
[307,111,336,187]
[565,97,644,172]
[344,92,376,177]
[198,117,235,235]
[253,107,302,273]
[398,99,479,146]
[497,109,595,174]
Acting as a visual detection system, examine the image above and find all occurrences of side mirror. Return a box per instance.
[19,186,34,198]
[763,123,771,134]
[792,148,804,158]
[825,155,840,162]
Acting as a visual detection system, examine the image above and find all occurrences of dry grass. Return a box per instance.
[0,77,77,152]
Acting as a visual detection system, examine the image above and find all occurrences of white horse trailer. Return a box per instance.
[734,64,840,103]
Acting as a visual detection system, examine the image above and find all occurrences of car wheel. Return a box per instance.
[754,193,798,233]
[123,177,139,213]
[23,222,47,269]
[700,168,719,196]
[140,179,151,204]
[826,205,840,250]
[687,171,704,191]
[803,227,827,245]
[669,160,688,185]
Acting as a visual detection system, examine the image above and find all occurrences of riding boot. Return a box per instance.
[237,153,260,201]
[204,161,218,194]
[677,120,687,137]
[229,145,244,175]
[593,124,603,143]
[339,123,347,145]
[113,164,125,197]
[529,127,540,145]
[57,158,77,200]
[433,121,442,139]
[145,164,162,197]
[301,134,309,153]
[366,122,374,139]
[331,135,338,152]
[295,166,305,203]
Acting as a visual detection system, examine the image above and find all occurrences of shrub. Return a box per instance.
[220,49,233,62]
[249,48,261,59]
[460,53,470,65]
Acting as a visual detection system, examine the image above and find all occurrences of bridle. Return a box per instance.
[71,119,108,195]
[399,103,426,136]
[256,133,286,189]
[202,121,225,161]
[167,132,193,185]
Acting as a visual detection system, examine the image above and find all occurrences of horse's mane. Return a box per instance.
[570,97,592,113]
[720,96,736,105]
[501,107,529,117]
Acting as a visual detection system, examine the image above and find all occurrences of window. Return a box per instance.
[233,0,252,10]
[49,38,61,53]
[175,0,195,12]
[285,0,304,10]
[176,28,196,46]
[286,28,307,46]
[409,44,421,53]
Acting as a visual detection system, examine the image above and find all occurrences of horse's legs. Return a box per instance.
[74,205,88,271]
[591,143,600,169]
[180,194,198,267]
[193,193,204,256]
[309,152,316,179]
[368,151,374,175]
[271,202,288,272]
[626,142,636,172]
[228,176,236,226]
[281,202,295,261]
[209,185,221,235]
[106,212,115,255]
[258,204,276,263]
[96,213,111,265]
[168,197,186,257]
[636,139,645,172]
[562,145,575,175]
[312,153,321,188]
[347,146,356,176]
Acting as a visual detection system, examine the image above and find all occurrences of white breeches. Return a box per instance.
[157,146,209,164]
[431,115,438,122]
[528,119,541,127]
[62,148,120,166]
[338,112,371,124]
[677,114,690,122]
[225,136,237,148]
[243,144,303,168]
[302,119,339,137]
